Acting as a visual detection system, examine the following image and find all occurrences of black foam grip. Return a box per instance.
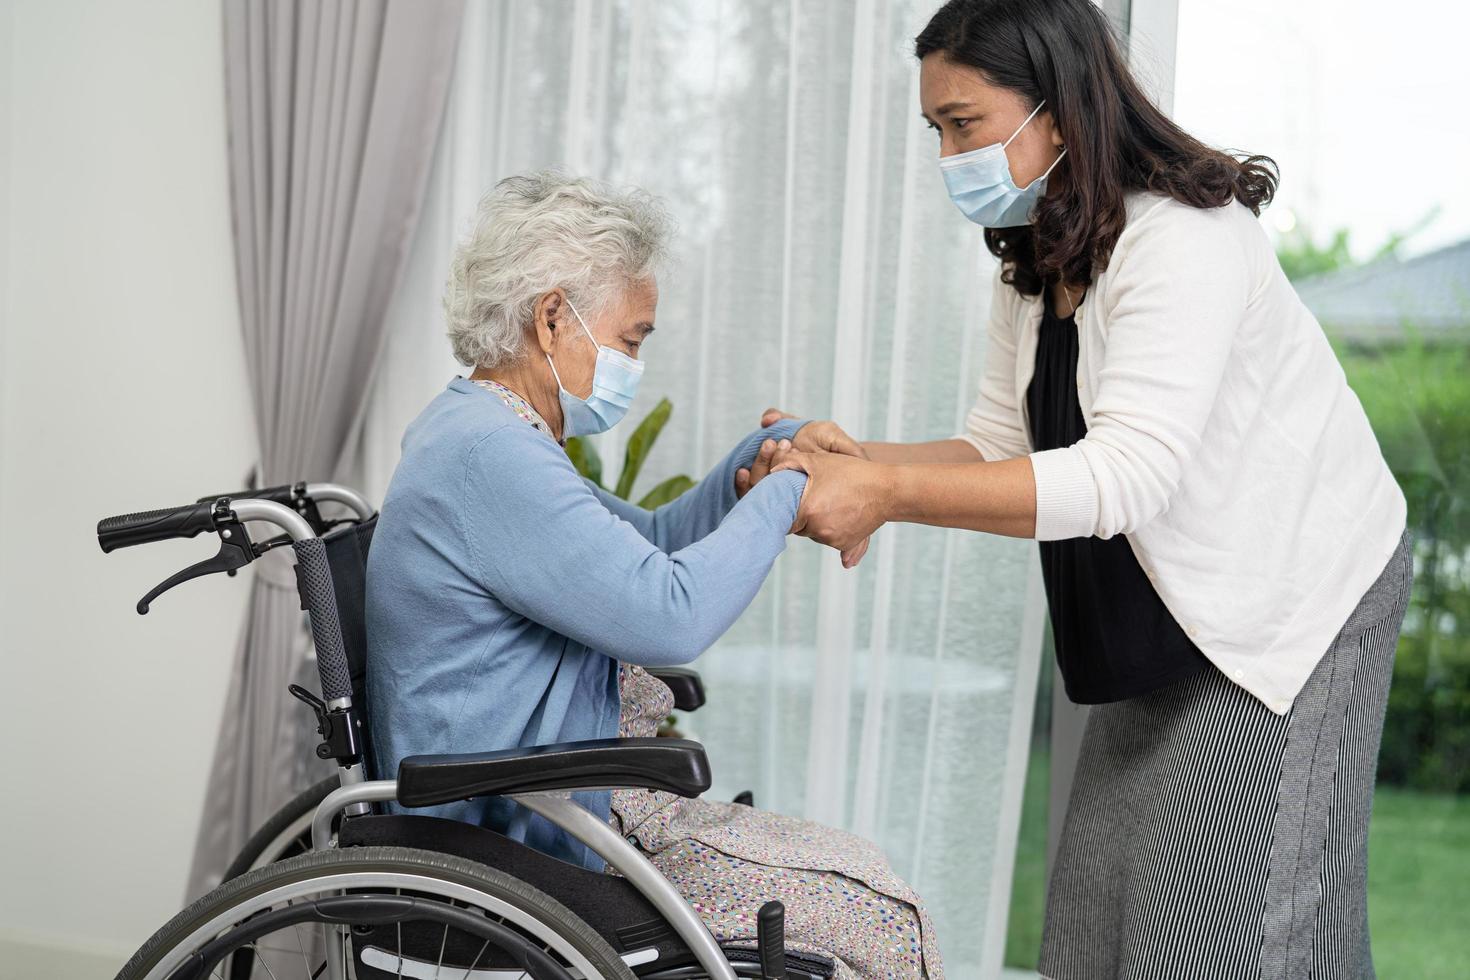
[97,502,215,553]
[758,900,788,979]
[292,538,353,702]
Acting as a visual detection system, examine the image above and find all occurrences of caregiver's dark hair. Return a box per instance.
[915,0,1278,296]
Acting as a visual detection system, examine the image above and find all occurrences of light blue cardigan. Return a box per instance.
[366,377,807,869]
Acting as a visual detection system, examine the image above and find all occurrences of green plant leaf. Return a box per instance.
[565,436,603,488]
[616,397,673,500]
[637,474,695,510]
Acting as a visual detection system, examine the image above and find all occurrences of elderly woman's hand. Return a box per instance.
[760,408,868,460]
[771,448,887,568]
[735,411,868,507]
[734,437,790,499]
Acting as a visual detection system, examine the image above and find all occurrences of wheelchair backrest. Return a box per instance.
[315,516,377,762]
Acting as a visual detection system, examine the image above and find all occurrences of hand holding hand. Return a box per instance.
[761,408,868,461]
[771,448,887,568]
[734,437,790,499]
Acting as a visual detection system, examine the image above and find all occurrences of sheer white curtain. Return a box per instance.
[360,0,1046,973]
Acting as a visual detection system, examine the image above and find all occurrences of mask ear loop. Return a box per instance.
[546,293,598,391]
[1002,99,1049,149]
[1011,97,1067,191]
[1004,99,1067,189]
[563,296,599,346]
[545,350,566,390]
[1012,146,1068,194]
[1034,145,1068,183]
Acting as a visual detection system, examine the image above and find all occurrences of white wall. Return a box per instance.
[0,1,252,973]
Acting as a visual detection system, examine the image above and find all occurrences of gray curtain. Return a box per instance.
[187,0,465,899]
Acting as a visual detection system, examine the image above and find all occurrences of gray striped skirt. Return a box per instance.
[1039,529,1413,980]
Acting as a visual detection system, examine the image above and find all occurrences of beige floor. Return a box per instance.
[0,929,125,980]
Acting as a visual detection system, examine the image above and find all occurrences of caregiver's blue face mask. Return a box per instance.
[939,99,1066,228]
[545,296,645,438]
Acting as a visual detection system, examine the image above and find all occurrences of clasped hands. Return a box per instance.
[734,408,886,569]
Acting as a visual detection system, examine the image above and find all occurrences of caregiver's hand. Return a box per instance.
[771,449,885,569]
[760,408,868,461]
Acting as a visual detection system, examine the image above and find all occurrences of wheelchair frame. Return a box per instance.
[99,481,797,980]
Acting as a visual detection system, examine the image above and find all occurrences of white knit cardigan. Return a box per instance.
[959,190,1406,714]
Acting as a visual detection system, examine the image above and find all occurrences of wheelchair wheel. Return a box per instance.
[220,776,338,879]
[118,845,638,980]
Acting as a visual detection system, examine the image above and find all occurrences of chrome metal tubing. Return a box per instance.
[515,792,738,980]
[309,776,397,980]
[311,779,398,851]
[304,482,374,520]
[230,498,316,542]
[335,760,372,817]
[308,781,737,979]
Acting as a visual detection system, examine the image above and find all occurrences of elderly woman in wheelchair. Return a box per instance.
[364,171,941,980]
[97,170,939,980]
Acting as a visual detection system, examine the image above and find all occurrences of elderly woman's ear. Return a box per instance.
[532,290,573,356]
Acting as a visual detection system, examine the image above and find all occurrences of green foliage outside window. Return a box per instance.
[1337,332,1470,793]
[1277,217,1467,793]
[1273,208,1437,281]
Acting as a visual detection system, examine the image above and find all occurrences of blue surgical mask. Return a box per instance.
[940,100,1067,228]
[545,297,645,438]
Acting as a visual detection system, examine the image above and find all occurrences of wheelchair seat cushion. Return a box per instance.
[396,736,712,807]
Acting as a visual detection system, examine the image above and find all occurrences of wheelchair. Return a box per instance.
[99,483,831,980]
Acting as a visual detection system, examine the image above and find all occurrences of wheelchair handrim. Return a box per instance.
[138,869,607,980]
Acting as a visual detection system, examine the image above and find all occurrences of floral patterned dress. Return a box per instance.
[470,378,942,979]
[611,668,943,980]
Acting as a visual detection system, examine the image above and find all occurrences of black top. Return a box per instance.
[1027,289,1209,704]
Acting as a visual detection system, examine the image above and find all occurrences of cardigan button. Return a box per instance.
[1233,668,1244,679]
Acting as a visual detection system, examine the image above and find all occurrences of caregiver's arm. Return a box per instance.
[586,418,808,553]
[860,439,984,465]
[757,411,982,465]
[467,424,807,667]
[772,451,1037,549]
[776,202,1251,547]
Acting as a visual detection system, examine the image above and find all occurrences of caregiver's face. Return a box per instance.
[538,277,658,399]
[919,53,1065,190]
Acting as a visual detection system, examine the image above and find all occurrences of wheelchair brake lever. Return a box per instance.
[758,901,788,979]
[136,508,256,614]
[250,532,297,555]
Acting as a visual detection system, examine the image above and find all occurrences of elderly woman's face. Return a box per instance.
[541,277,658,399]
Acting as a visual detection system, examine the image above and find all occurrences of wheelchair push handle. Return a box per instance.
[97,496,318,613]
[99,492,360,757]
[96,501,217,553]
[195,481,375,535]
[198,480,373,517]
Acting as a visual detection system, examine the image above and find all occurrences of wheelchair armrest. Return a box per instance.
[396,736,711,808]
[646,666,706,711]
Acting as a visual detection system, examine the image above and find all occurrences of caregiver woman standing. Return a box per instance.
[758,1,1412,977]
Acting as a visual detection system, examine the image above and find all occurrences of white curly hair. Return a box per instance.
[444,171,673,369]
